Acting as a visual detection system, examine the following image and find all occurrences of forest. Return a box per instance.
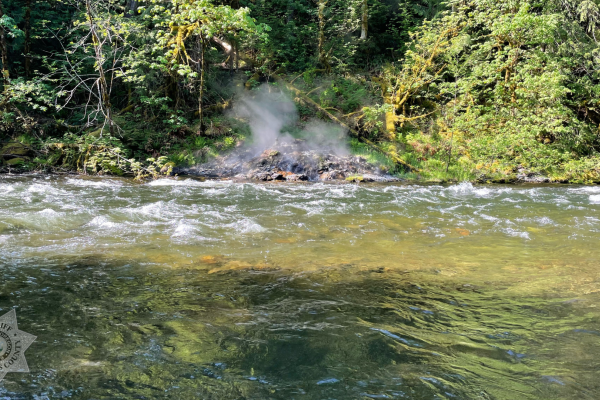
[1,0,599,183]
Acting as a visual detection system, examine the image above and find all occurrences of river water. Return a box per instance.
[0,175,599,399]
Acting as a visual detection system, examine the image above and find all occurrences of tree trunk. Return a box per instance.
[211,36,255,67]
[234,40,239,71]
[126,0,138,16]
[229,37,234,73]
[371,77,396,138]
[24,0,32,77]
[0,1,9,84]
[198,35,205,133]
[360,0,368,40]
[86,0,113,135]
[317,0,330,72]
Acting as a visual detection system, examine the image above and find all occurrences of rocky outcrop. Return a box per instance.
[516,168,550,183]
[0,142,33,168]
[179,140,400,183]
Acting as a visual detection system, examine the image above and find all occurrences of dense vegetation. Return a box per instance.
[0,0,599,182]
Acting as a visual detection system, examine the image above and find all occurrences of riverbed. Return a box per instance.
[0,175,599,399]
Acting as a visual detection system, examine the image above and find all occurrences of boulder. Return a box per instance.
[255,172,273,181]
[320,170,345,181]
[182,139,399,182]
[271,172,285,181]
[286,173,308,182]
[0,142,32,158]
[1,142,33,167]
[516,170,550,183]
[5,157,26,166]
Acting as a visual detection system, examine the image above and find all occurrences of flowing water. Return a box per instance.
[0,175,599,399]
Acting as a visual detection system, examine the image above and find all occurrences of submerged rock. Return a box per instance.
[181,139,400,183]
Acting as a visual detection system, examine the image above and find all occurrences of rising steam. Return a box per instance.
[230,84,350,157]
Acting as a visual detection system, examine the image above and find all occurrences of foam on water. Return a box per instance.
[2,176,599,400]
[87,216,120,229]
[0,183,15,194]
[148,178,231,187]
[0,176,599,264]
[38,208,60,216]
[501,227,531,240]
[535,216,555,225]
[228,218,267,234]
[569,186,600,194]
[66,178,124,188]
[172,220,198,237]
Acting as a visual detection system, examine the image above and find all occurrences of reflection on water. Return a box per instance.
[0,176,599,399]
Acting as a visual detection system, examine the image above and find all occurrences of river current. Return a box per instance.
[0,175,599,399]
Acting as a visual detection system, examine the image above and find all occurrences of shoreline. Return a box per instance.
[0,170,595,186]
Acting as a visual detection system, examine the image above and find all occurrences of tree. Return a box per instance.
[360,0,368,39]
[148,0,265,132]
[84,0,114,135]
[412,0,445,21]
[0,2,23,85]
[389,0,600,181]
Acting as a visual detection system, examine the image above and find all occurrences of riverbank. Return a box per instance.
[2,138,599,185]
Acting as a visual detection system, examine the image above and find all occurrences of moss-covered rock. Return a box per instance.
[5,157,27,166]
[346,175,365,182]
[1,142,32,158]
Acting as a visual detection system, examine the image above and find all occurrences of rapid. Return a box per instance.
[0,175,599,399]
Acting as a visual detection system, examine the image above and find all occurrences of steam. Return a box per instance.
[232,85,298,152]
[230,84,350,157]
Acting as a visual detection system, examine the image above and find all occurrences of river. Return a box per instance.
[0,175,599,399]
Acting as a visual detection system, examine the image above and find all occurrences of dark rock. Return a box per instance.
[286,173,308,182]
[254,172,272,181]
[320,170,345,180]
[271,172,285,181]
[182,139,399,183]
[516,172,550,183]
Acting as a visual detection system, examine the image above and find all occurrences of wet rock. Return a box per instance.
[344,174,372,183]
[271,172,285,181]
[182,139,399,183]
[286,173,308,182]
[320,170,346,180]
[516,171,550,183]
[254,172,273,181]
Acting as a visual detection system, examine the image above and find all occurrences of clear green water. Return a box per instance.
[0,175,599,399]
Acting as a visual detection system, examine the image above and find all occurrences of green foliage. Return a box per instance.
[412,0,445,20]
[317,76,372,114]
[382,0,600,183]
[240,0,422,72]
[350,138,398,173]
[1,0,599,182]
